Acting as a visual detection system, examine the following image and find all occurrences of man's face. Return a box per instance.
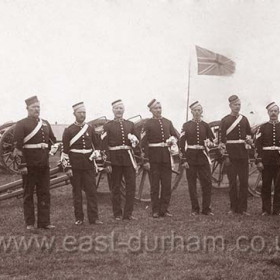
[74,108,86,123]
[229,100,241,114]
[191,105,203,119]
[150,103,162,118]
[268,106,279,121]
[113,104,125,119]
[27,102,40,118]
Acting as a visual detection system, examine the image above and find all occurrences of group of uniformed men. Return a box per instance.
[13,94,280,231]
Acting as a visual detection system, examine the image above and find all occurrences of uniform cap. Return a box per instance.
[25,96,39,106]
[147,99,160,109]
[266,102,278,111]
[72,102,85,112]
[189,101,202,110]
[228,95,240,104]
[112,99,124,108]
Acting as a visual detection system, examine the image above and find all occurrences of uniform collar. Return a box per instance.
[27,116,40,122]
[269,120,279,124]
[192,119,201,123]
[114,118,124,122]
[74,121,85,127]
[230,113,240,118]
[152,116,163,120]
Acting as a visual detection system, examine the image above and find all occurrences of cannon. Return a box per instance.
[0,115,183,202]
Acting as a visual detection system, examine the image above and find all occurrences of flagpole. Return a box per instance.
[186,50,191,121]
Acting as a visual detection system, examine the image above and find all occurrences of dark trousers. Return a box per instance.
[261,165,280,214]
[70,169,98,223]
[150,162,172,215]
[23,166,50,227]
[227,158,248,213]
[111,165,136,218]
[186,164,212,213]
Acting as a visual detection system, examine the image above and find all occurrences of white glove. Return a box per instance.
[89,150,102,161]
[128,133,139,148]
[166,136,177,147]
[49,143,61,156]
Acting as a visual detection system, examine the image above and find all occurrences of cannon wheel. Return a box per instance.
[208,120,262,197]
[0,123,20,174]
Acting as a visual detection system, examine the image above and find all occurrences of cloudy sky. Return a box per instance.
[0,0,280,130]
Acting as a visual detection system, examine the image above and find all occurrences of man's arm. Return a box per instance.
[130,123,141,157]
[179,123,187,163]
[170,121,179,139]
[47,121,57,145]
[90,125,100,150]
[140,121,149,163]
[13,121,27,170]
[255,125,263,164]
[100,123,111,166]
[61,128,72,172]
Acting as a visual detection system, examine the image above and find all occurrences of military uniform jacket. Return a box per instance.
[255,121,280,165]
[62,123,99,170]
[13,117,56,167]
[220,114,252,159]
[141,117,178,163]
[101,119,139,167]
[179,120,215,165]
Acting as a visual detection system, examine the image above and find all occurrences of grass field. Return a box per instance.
[1,169,280,280]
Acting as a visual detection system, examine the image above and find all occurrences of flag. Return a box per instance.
[195,45,235,76]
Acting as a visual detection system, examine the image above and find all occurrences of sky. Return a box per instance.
[1,0,280,131]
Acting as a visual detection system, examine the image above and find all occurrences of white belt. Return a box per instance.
[226,140,245,144]
[109,145,131,151]
[148,143,169,148]
[108,145,137,170]
[263,146,280,151]
[70,149,93,154]
[187,145,205,150]
[23,143,48,149]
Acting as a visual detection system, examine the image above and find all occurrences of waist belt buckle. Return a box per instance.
[41,143,46,149]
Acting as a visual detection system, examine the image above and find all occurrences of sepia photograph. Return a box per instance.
[1,0,280,279]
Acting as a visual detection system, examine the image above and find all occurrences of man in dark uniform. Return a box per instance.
[13,96,56,230]
[220,95,252,215]
[62,102,103,225]
[255,102,280,215]
[141,99,178,218]
[179,101,215,216]
[101,99,139,221]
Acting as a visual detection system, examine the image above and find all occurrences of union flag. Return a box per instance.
[195,45,235,76]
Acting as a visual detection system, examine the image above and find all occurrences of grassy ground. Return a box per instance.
[1,168,280,280]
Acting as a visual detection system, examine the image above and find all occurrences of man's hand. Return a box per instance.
[257,162,264,172]
[245,135,253,146]
[20,167,28,175]
[143,162,150,171]
[66,169,73,177]
[105,166,112,174]
[218,143,226,156]
[182,162,190,169]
